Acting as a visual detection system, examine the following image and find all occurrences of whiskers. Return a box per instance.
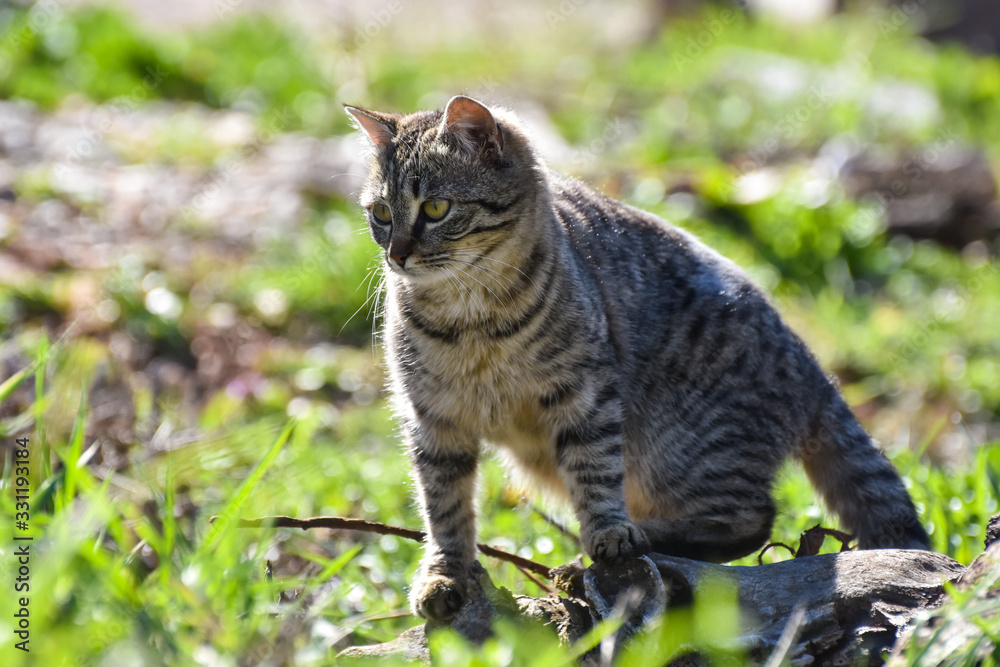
[441,266,484,312]
[450,261,517,324]
[459,244,540,291]
[346,242,537,337]
[450,260,515,304]
[341,252,389,352]
[440,246,536,327]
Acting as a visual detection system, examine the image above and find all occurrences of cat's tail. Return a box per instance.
[797,388,930,551]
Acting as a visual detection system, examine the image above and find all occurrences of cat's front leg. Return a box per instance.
[405,412,480,622]
[554,392,649,562]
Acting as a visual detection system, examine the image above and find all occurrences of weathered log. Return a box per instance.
[648,550,963,665]
[336,549,966,665]
[887,515,1000,665]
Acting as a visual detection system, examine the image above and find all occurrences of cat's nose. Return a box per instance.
[389,237,414,268]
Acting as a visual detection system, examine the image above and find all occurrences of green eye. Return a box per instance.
[422,199,450,221]
[372,203,392,224]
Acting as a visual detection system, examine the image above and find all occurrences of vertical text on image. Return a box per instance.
[12,436,32,653]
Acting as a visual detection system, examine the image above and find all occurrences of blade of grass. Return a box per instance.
[0,409,35,439]
[61,376,90,506]
[204,420,296,552]
[35,331,50,478]
[534,614,625,667]
[972,447,989,547]
[904,415,947,476]
[0,363,33,404]
[314,543,365,582]
[161,456,177,584]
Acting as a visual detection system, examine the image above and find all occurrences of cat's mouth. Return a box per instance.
[385,252,452,283]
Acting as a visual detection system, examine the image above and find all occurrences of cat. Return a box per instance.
[345,95,930,622]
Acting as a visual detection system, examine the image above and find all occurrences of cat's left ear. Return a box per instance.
[440,96,504,154]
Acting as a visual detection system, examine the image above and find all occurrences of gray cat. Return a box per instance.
[345,95,929,622]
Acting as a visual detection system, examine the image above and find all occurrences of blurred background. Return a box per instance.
[0,0,999,664]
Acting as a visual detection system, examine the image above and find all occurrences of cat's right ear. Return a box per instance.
[344,105,395,148]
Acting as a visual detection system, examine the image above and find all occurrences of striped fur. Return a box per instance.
[345,96,929,621]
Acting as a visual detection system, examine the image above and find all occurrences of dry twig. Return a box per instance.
[758,525,855,565]
[213,514,554,579]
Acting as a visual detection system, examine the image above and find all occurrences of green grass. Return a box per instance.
[2,270,997,667]
[0,6,332,131]
[1,2,1000,665]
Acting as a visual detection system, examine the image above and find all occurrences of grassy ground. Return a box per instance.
[0,2,999,665]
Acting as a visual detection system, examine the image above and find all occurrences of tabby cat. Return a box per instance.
[345,96,929,622]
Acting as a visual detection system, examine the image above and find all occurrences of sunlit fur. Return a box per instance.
[347,96,929,622]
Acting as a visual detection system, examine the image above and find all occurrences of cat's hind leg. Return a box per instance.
[798,394,929,551]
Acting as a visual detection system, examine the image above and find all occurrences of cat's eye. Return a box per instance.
[371,203,392,224]
[422,199,450,221]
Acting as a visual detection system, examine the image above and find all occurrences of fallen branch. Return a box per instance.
[212,514,554,579]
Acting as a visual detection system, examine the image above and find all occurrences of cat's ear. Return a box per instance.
[344,105,395,148]
[440,96,504,154]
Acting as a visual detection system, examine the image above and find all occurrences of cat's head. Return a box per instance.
[346,96,538,284]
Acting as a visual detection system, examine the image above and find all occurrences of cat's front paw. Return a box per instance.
[586,521,651,562]
[410,572,469,622]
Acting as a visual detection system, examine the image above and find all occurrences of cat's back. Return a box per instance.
[547,172,828,467]
[547,173,774,343]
